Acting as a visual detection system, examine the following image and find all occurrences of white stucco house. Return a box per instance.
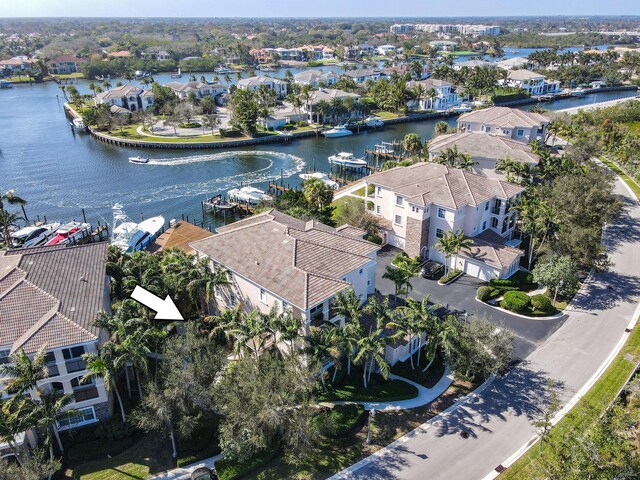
[457,107,549,143]
[503,69,546,95]
[293,70,339,87]
[94,85,155,112]
[365,163,525,280]
[165,81,227,100]
[407,78,460,111]
[237,75,288,99]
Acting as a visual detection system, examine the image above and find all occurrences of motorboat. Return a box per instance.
[299,172,339,190]
[134,70,150,78]
[110,204,164,253]
[538,94,555,102]
[11,223,60,249]
[570,87,586,97]
[71,117,86,131]
[203,194,237,212]
[214,67,235,74]
[451,103,472,113]
[323,124,353,138]
[0,80,12,88]
[328,152,368,168]
[227,186,272,205]
[129,156,149,164]
[171,67,182,78]
[364,116,384,128]
[46,221,92,246]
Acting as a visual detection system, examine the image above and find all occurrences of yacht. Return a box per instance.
[570,87,586,97]
[110,204,164,253]
[328,152,368,168]
[323,124,353,138]
[364,116,384,128]
[71,117,86,131]
[203,194,237,212]
[171,67,182,78]
[46,221,92,246]
[11,223,60,249]
[0,80,13,88]
[299,172,339,190]
[129,156,149,164]
[214,67,235,74]
[451,103,473,113]
[227,186,272,205]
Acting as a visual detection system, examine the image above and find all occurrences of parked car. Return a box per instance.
[190,467,218,480]
[420,261,444,279]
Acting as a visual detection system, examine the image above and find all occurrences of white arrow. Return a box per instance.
[131,285,184,321]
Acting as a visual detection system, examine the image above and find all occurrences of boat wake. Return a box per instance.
[144,150,304,168]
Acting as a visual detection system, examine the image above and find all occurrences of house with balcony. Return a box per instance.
[165,81,227,100]
[502,69,546,95]
[237,75,288,99]
[47,54,88,75]
[94,85,154,112]
[189,210,380,329]
[407,78,461,111]
[457,106,549,143]
[0,243,111,433]
[140,49,172,61]
[366,163,524,280]
[301,88,361,124]
[294,70,339,87]
[344,68,386,84]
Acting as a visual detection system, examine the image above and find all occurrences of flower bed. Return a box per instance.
[438,269,463,285]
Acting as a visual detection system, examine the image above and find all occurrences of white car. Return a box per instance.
[11,223,60,248]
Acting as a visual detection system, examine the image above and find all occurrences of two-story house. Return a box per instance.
[302,88,361,124]
[165,81,227,100]
[0,243,111,434]
[94,85,155,112]
[343,68,386,84]
[190,210,379,330]
[407,78,460,111]
[457,107,549,143]
[47,55,88,75]
[293,70,339,87]
[237,75,288,99]
[366,163,524,280]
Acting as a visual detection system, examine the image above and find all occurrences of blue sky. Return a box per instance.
[0,0,638,17]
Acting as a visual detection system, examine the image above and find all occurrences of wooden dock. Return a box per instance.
[148,221,213,255]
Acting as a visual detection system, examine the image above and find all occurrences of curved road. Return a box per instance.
[330,176,640,479]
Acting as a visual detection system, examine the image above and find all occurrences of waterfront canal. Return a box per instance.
[0,79,637,231]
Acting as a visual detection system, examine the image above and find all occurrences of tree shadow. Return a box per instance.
[604,196,640,251]
[343,443,421,479]
[571,269,640,312]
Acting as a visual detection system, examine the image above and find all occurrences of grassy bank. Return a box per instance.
[599,156,640,198]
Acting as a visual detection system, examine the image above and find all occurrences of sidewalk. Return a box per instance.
[331,366,454,411]
[147,454,222,480]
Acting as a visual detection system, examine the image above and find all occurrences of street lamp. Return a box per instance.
[553,280,564,306]
[366,408,376,444]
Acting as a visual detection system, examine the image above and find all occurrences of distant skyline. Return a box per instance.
[1,0,639,18]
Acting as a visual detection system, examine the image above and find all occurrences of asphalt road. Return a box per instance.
[332,178,640,480]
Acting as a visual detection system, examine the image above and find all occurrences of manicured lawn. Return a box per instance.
[371,110,400,120]
[331,196,364,221]
[599,156,640,199]
[4,75,36,83]
[313,404,365,438]
[501,323,640,479]
[391,351,446,388]
[318,373,419,402]
[53,72,85,79]
[352,186,366,196]
[97,124,278,144]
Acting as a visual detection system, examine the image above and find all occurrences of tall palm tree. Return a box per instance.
[331,288,363,326]
[0,189,26,247]
[192,257,230,315]
[34,393,75,459]
[398,296,440,368]
[450,228,474,273]
[338,320,363,377]
[82,346,126,423]
[270,308,302,356]
[435,232,458,276]
[0,349,48,396]
[354,327,389,388]
[306,326,340,388]
[386,313,418,369]
[382,265,408,301]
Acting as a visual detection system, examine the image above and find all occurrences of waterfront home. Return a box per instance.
[457,106,549,143]
[94,84,154,111]
[165,81,227,101]
[190,210,379,329]
[366,163,524,280]
[47,54,88,75]
[301,45,336,61]
[503,69,547,95]
[249,48,274,64]
[0,56,37,74]
[261,105,307,129]
[407,78,460,111]
[428,132,540,177]
[377,45,397,56]
[266,47,306,62]
[495,56,533,70]
[140,49,171,61]
[429,40,459,52]
[453,59,495,70]
[301,88,361,123]
[0,243,112,431]
[107,50,132,58]
[343,68,385,84]
[237,75,288,99]
[293,70,339,87]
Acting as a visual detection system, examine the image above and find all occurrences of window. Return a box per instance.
[62,346,85,360]
[259,288,267,304]
[228,291,236,307]
[436,228,445,239]
[517,129,524,136]
[396,196,403,207]
[44,352,59,377]
[473,226,477,232]
[376,205,381,215]
[57,407,97,430]
[485,201,489,211]
[482,221,487,230]
[438,208,446,219]
[491,217,499,228]
[376,186,382,197]
[394,215,402,226]
[0,350,9,365]
[484,126,491,133]
[359,268,364,275]
[63,346,86,373]
[367,279,371,286]
[282,301,291,312]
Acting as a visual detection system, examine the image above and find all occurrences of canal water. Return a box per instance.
[0,77,636,231]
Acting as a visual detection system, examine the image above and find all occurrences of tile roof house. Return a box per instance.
[293,70,339,87]
[407,78,461,111]
[0,243,112,431]
[237,75,288,99]
[457,106,549,144]
[428,131,540,178]
[47,54,88,75]
[164,81,227,100]
[302,88,360,123]
[365,162,524,280]
[190,210,380,328]
[94,84,154,112]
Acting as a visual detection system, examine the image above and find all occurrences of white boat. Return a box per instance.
[45,221,92,246]
[0,80,13,88]
[71,117,86,131]
[110,204,164,253]
[451,103,473,113]
[204,194,237,212]
[328,152,368,168]
[129,156,149,164]
[570,88,586,97]
[364,116,384,128]
[171,67,182,78]
[299,172,339,190]
[11,223,61,249]
[227,186,272,205]
[323,125,353,138]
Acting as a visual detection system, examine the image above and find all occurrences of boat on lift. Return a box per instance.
[203,194,237,212]
[328,152,368,168]
[570,87,586,97]
[299,172,339,189]
[71,117,86,131]
[374,142,395,155]
[110,204,164,253]
[129,156,149,164]
[323,124,353,138]
[11,223,61,249]
[451,103,473,113]
[171,67,182,78]
[45,221,92,246]
[227,186,272,205]
[364,116,384,128]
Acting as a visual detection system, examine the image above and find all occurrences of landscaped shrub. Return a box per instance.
[531,294,554,314]
[313,404,365,438]
[94,417,131,440]
[367,184,375,196]
[439,269,462,285]
[501,290,531,313]
[217,442,280,480]
[178,121,201,128]
[364,233,382,244]
[476,285,492,301]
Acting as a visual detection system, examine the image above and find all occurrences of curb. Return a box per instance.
[474,297,564,321]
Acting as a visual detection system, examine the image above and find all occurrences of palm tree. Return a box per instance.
[338,320,364,377]
[386,313,419,369]
[270,308,302,355]
[192,257,230,314]
[331,288,363,326]
[0,348,48,396]
[354,327,389,388]
[0,189,26,247]
[82,346,126,423]
[34,392,75,459]
[435,231,458,276]
[398,296,440,369]
[450,228,474,273]
[306,326,340,388]
[382,265,408,301]
[314,100,330,125]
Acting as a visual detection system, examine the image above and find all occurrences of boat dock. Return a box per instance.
[148,221,213,255]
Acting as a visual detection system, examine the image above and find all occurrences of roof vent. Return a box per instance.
[80,276,87,283]
[255,260,260,266]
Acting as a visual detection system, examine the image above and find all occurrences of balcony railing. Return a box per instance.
[73,386,99,403]
[46,364,60,377]
[65,359,86,374]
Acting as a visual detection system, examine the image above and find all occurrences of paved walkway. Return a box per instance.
[331,366,455,411]
[147,455,222,480]
[334,181,365,200]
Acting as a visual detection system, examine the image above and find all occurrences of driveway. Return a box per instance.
[375,246,567,360]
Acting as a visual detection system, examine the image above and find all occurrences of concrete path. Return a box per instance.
[147,454,222,480]
[334,181,365,200]
[329,173,640,479]
[331,366,455,411]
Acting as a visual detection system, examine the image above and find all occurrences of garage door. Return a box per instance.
[465,261,480,278]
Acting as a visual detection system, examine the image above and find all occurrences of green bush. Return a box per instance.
[531,294,554,314]
[178,121,201,128]
[365,233,382,244]
[439,269,462,285]
[367,200,375,210]
[501,290,531,313]
[216,443,280,480]
[367,184,375,195]
[476,286,492,301]
[94,417,131,440]
[313,404,365,438]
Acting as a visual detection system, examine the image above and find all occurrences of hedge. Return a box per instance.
[531,294,554,314]
[491,92,531,104]
[476,285,492,301]
[501,290,531,313]
[216,443,280,480]
[313,404,365,438]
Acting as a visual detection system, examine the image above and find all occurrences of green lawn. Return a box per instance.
[318,373,419,402]
[599,156,640,199]
[331,196,365,221]
[371,110,400,120]
[4,75,35,83]
[97,124,278,144]
[53,72,85,79]
[352,186,366,196]
[501,322,640,479]
[391,351,446,388]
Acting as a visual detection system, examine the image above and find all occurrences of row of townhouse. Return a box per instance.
[0,243,112,452]
[249,45,336,64]
[393,23,502,36]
